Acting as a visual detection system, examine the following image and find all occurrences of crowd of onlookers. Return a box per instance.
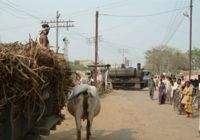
[148,74,199,118]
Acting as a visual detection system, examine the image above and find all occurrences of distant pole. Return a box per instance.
[56,11,60,54]
[189,0,193,80]
[118,48,128,64]
[94,10,99,87]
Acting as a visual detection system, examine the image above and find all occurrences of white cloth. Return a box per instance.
[171,83,178,97]
[68,84,97,100]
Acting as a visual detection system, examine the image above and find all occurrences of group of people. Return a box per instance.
[148,75,198,118]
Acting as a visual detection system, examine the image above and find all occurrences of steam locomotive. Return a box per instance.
[108,63,150,89]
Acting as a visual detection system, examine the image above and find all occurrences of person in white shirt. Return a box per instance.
[171,77,178,101]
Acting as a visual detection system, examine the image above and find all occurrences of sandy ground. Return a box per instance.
[43,88,200,140]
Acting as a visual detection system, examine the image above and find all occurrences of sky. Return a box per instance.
[0,0,200,68]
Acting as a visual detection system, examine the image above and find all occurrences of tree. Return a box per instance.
[144,45,188,75]
[69,60,88,71]
[191,47,200,70]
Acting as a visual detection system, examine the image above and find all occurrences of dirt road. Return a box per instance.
[44,89,200,140]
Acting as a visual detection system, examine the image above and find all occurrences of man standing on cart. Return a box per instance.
[37,23,50,48]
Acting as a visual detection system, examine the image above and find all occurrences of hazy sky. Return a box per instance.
[0,0,200,67]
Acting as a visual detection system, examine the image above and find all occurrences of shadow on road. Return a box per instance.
[94,128,138,140]
[45,128,138,140]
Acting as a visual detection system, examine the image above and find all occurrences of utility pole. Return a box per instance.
[56,11,60,53]
[41,11,74,53]
[189,0,193,80]
[118,48,128,64]
[87,35,103,45]
[94,10,99,87]
[86,35,102,64]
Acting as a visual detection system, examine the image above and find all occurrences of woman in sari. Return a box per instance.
[159,78,166,104]
[181,81,193,117]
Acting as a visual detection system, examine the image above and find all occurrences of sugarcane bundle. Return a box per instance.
[0,42,72,119]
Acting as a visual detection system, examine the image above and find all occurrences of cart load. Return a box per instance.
[0,43,72,140]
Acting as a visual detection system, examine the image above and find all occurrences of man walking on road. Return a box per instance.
[148,77,156,100]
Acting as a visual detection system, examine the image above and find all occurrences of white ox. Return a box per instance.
[67,84,101,140]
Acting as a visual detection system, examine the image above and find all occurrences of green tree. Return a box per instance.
[191,47,200,70]
[144,45,188,75]
[74,60,80,65]
[69,60,88,71]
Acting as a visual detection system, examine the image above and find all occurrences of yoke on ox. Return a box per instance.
[67,84,101,140]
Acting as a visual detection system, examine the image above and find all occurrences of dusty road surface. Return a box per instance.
[44,89,200,140]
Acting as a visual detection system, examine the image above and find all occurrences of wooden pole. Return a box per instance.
[94,10,99,87]
[189,0,193,80]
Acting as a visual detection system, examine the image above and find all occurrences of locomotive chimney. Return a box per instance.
[137,63,141,70]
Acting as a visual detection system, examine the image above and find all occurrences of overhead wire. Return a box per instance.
[60,29,131,62]
[0,0,49,33]
[60,29,93,60]
[0,0,42,20]
[0,5,28,19]
[162,17,185,44]
[100,0,132,11]
[161,0,188,45]
[99,4,188,48]
[57,19,146,64]
[100,40,144,64]
[162,0,181,44]
[100,6,188,18]
[65,0,131,18]
[0,23,38,31]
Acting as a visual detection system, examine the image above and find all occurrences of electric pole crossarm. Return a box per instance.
[41,20,75,23]
[50,25,74,28]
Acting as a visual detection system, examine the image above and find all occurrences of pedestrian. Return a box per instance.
[159,78,166,104]
[192,78,199,95]
[171,77,177,101]
[172,78,184,113]
[165,76,173,104]
[181,81,193,117]
[37,23,50,48]
[148,77,156,100]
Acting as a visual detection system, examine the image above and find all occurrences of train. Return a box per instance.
[108,63,150,89]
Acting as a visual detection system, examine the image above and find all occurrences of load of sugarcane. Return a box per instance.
[0,42,72,118]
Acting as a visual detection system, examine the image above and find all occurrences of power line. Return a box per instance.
[0,0,42,20]
[0,23,38,31]
[118,48,128,64]
[162,17,185,44]
[102,40,142,50]
[62,0,131,19]
[62,29,142,65]
[99,0,132,11]
[161,0,187,45]
[162,0,182,44]
[100,6,189,18]
[0,6,27,19]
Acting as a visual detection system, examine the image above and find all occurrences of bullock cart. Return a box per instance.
[0,43,72,140]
